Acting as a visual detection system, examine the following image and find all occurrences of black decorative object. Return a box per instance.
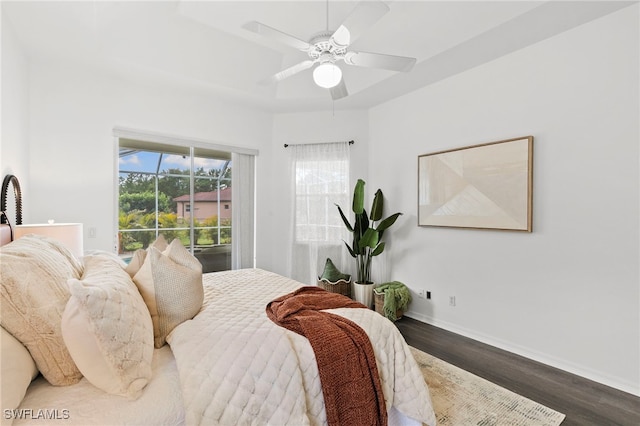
[1,174,23,226]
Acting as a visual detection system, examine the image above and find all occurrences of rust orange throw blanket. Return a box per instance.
[266,286,387,426]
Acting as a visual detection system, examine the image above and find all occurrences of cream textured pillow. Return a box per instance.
[151,234,169,251]
[125,234,168,277]
[1,327,39,420]
[0,235,83,386]
[133,239,204,348]
[62,254,154,400]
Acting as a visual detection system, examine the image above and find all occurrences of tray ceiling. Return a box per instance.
[2,1,632,112]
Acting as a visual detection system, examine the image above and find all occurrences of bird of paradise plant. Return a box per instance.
[336,179,402,284]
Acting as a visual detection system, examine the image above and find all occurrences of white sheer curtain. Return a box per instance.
[231,152,255,269]
[286,142,351,285]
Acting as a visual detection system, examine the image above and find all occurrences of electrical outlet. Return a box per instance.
[449,296,456,307]
[417,289,431,300]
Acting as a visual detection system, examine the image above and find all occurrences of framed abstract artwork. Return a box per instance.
[418,136,533,232]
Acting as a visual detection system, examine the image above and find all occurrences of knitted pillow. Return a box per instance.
[132,239,204,348]
[61,254,154,400]
[0,235,83,386]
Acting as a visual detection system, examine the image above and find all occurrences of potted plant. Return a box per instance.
[336,179,402,308]
[317,258,352,298]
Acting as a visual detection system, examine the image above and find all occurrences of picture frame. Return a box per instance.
[418,136,533,232]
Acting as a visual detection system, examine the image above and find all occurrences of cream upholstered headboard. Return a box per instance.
[1,174,23,246]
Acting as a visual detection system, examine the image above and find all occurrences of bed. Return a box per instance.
[1,233,436,426]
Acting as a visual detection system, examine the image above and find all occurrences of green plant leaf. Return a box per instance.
[361,209,370,231]
[354,209,369,240]
[370,189,384,221]
[359,228,379,249]
[371,241,385,256]
[376,212,403,233]
[352,179,365,214]
[343,241,356,258]
[335,204,354,232]
[352,235,360,255]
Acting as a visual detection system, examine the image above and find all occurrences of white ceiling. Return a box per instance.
[2,1,633,112]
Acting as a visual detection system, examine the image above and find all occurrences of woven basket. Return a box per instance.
[374,292,403,320]
[317,278,351,298]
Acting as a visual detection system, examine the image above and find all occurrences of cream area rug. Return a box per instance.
[410,346,566,426]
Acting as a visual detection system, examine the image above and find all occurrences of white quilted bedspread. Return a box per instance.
[166,268,436,426]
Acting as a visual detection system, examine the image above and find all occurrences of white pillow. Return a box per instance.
[62,254,154,400]
[1,327,38,420]
[132,239,204,348]
[0,235,83,386]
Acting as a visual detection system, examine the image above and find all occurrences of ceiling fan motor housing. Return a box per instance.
[308,30,346,63]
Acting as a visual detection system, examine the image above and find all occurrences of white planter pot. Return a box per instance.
[352,282,374,309]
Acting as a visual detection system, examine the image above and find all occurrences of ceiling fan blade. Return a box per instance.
[243,21,311,52]
[330,0,390,48]
[259,60,315,85]
[330,78,349,100]
[343,51,416,72]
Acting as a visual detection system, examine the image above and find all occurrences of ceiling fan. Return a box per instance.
[243,0,416,100]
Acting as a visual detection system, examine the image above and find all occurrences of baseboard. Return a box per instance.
[404,311,640,397]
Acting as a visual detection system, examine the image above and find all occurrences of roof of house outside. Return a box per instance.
[174,187,232,202]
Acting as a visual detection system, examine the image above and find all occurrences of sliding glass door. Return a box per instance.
[118,143,233,272]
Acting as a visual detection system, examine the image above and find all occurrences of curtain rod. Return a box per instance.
[284,140,354,148]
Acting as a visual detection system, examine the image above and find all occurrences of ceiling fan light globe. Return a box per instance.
[313,63,342,88]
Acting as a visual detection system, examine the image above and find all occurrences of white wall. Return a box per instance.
[265,110,369,275]
[26,58,273,256]
[369,6,639,395]
[1,11,30,220]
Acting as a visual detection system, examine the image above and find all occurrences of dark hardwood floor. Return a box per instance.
[395,316,640,426]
